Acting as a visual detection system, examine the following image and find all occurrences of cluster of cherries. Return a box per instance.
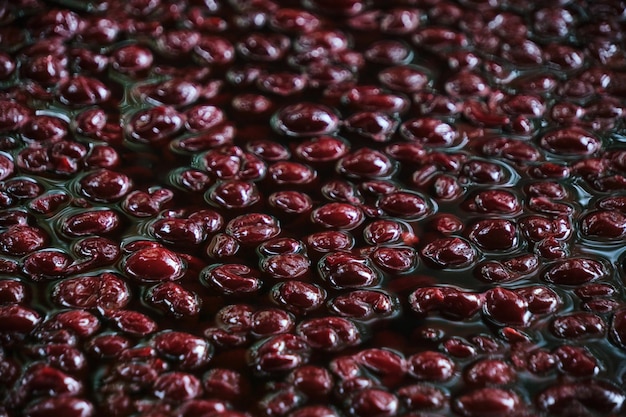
[1,0,626,416]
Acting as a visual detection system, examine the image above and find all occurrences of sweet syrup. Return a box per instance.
[1,1,626,417]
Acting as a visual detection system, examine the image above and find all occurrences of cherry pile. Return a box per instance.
[1,0,626,416]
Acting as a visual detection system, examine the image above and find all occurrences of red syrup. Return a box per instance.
[1,1,626,416]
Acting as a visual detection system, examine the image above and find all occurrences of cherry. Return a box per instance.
[270,8,320,33]
[0,225,47,256]
[246,139,290,162]
[515,285,561,315]
[202,368,246,402]
[79,169,131,202]
[206,233,240,258]
[152,218,205,246]
[463,189,520,214]
[237,33,290,62]
[87,334,130,359]
[146,282,201,318]
[466,219,517,251]
[342,85,409,114]
[52,273,129,311]
[203,264,262,295]
[60,209,120,237]
[248,334,311,374]
[540,127,600,156]
[319,253,380,289]
[268,161,316,185]
[398,383,447,411]
[347,389,399,417]
[0,101,32,133]
[553,345,599,377]
[154,371,202,401]
[551,312,606,339]
[420,237,476,269]
[109,310,157,336]
[407,351,455,382]
[269,191,313,215]
[153,331,212,370]
[409,287,482,320]
[378,191,430,219]
[297,316,360,351]
[543,258,607,285]
[364,40,412,65]
[453,388,522,417]
[581,210,626,240]
[328,290,397,320]
[343,112,398,143]
[23,250,72,281]
[0,279,26,303]
[124,246,185,282]
[371,247,417,272]
[0,304,41,333]
[536,380,624,415]
[251,308,294,337]
[226,213,280,244]
[413,27,468,50]
[111,44,153,75]
[271,280,326,315]
[311,203,363,229]
[128,106,184,145]
[306,231,354,253]
[262,253,310,279]
[272,103,340,137]
[295,136,349,164]
[338,148,396,179]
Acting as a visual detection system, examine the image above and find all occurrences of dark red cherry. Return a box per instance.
[311,203,363,229]
[536,380,624,415]
[271,280,326,315]
[0,101,32,133]
[296,316,360,351]
[409,286,482,320]
[128,106,184,145]
[61,209,120,237]
[79,169,131,202]
[272,103,340,137]
[0,304,41,333]
[23,250,72,281]
[111,44,153,74]
[581,210,626,240]
[248,334,311,374]
[420,237,476,269]
[483,288,531,327]
[408,351,455,382]
[147,282,201,318]
[306,231,354,253]
[551,312,606,339]
[347,389,399,417]
[109,310,157,336]
[52,273,129,311]
[295,136,349,164]
[467,219,517,251]
[124,247,184,282]
[57,76,110,106]
[203,264,262,295]
[540,127,600,156]
[453,388,522,417]
[237,33,289,62]
[543,258,607,285]
[0,225,47,256]
[270,8,320,33]
[400,118,457,147]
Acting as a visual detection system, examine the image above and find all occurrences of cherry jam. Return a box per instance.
[1,1,626,416]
